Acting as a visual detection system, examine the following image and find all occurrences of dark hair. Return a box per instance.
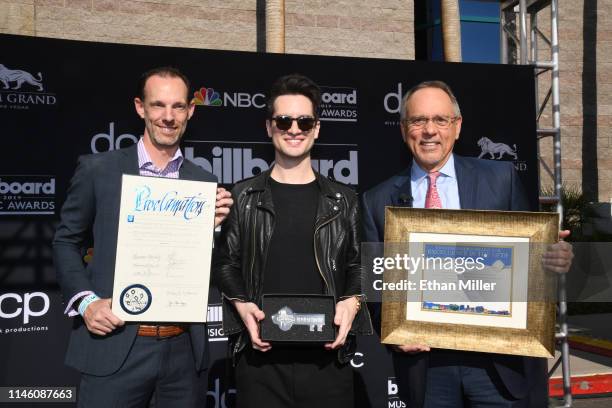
[266,74,321,119]
[137,66,191,101]
[400,80,461,120]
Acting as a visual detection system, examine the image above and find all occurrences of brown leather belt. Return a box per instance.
[137,324,188,338]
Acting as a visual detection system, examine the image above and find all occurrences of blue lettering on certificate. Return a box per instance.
[133,185,208,220]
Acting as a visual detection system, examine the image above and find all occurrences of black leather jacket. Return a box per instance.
[213,169,373,364]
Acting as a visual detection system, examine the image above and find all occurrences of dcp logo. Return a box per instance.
[0,292,50,324]
[91,122,138,153]
[350,351,365,368]
[384,83,404,114]
[207,378,236,408]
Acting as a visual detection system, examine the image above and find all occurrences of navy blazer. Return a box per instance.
[53,144,217,376]
[361,154,545,406]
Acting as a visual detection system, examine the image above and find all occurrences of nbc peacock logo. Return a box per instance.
[193,87,222,106]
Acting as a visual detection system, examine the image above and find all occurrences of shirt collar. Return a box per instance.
[137,137,184,171]
[411,154,457,182]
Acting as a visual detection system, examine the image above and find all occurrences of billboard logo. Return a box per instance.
[193,86,265,109]
[387,378,406,408]
[0,175,56,215]
[185,145,269,185]
[322,89,357,105]
[193,87,222,106]
[388,378,398,396]
[0,63,57,109]
[185,142,359,186]
[207,303,226,341]
[0,64,43,91]
[207,305,223,322]
[0,178,54,195]
[320,86,358,122]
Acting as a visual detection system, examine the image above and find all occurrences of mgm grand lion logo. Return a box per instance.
[477,137,518,160]
[0,64,44,91]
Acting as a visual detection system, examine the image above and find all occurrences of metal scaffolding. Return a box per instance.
[500,0,571,407]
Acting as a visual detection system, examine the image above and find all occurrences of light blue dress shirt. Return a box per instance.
[410,154,461,209]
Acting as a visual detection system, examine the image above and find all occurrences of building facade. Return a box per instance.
[1,0,609,202]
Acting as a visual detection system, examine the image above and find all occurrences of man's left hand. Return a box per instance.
[542,230,574,274]
[325,296,360,350]
[214,187,233,227]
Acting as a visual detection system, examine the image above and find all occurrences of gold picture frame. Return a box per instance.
[381,207,559,358]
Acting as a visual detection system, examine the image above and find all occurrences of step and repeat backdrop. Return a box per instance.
[0,33,538,407]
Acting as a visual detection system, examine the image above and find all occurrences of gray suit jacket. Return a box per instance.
[53,144,216,376]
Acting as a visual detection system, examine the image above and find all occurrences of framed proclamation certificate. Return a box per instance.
[380,207,559,358]
[111,174,217,322]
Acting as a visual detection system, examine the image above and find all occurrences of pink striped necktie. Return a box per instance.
[425,171,443,209]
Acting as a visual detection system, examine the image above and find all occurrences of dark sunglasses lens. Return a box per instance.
[274,117,292,131]
[297,117,315,131]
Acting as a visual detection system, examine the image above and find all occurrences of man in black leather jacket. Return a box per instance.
[213,74,372,408]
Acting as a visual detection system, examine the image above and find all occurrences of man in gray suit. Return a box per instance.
[53,66,232,407]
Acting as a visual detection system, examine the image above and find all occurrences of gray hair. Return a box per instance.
[399,80,462,121]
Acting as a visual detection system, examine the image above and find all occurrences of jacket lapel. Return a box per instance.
[249,167,275,214]
[109,145,140,250]
[314,173,341,228]
[179,159,195,180]
[454,154,477,209]
[391,166,413,207]
[120,144,140,176]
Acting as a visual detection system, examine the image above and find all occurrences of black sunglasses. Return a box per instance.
[271,115,317,132]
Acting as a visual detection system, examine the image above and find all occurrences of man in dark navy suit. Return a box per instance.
[53,67,233,407]
[361,80,573,407]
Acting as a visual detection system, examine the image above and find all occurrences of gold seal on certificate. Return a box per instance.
[111,175,217,322]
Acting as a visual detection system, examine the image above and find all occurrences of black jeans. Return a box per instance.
[235,345,353,408]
